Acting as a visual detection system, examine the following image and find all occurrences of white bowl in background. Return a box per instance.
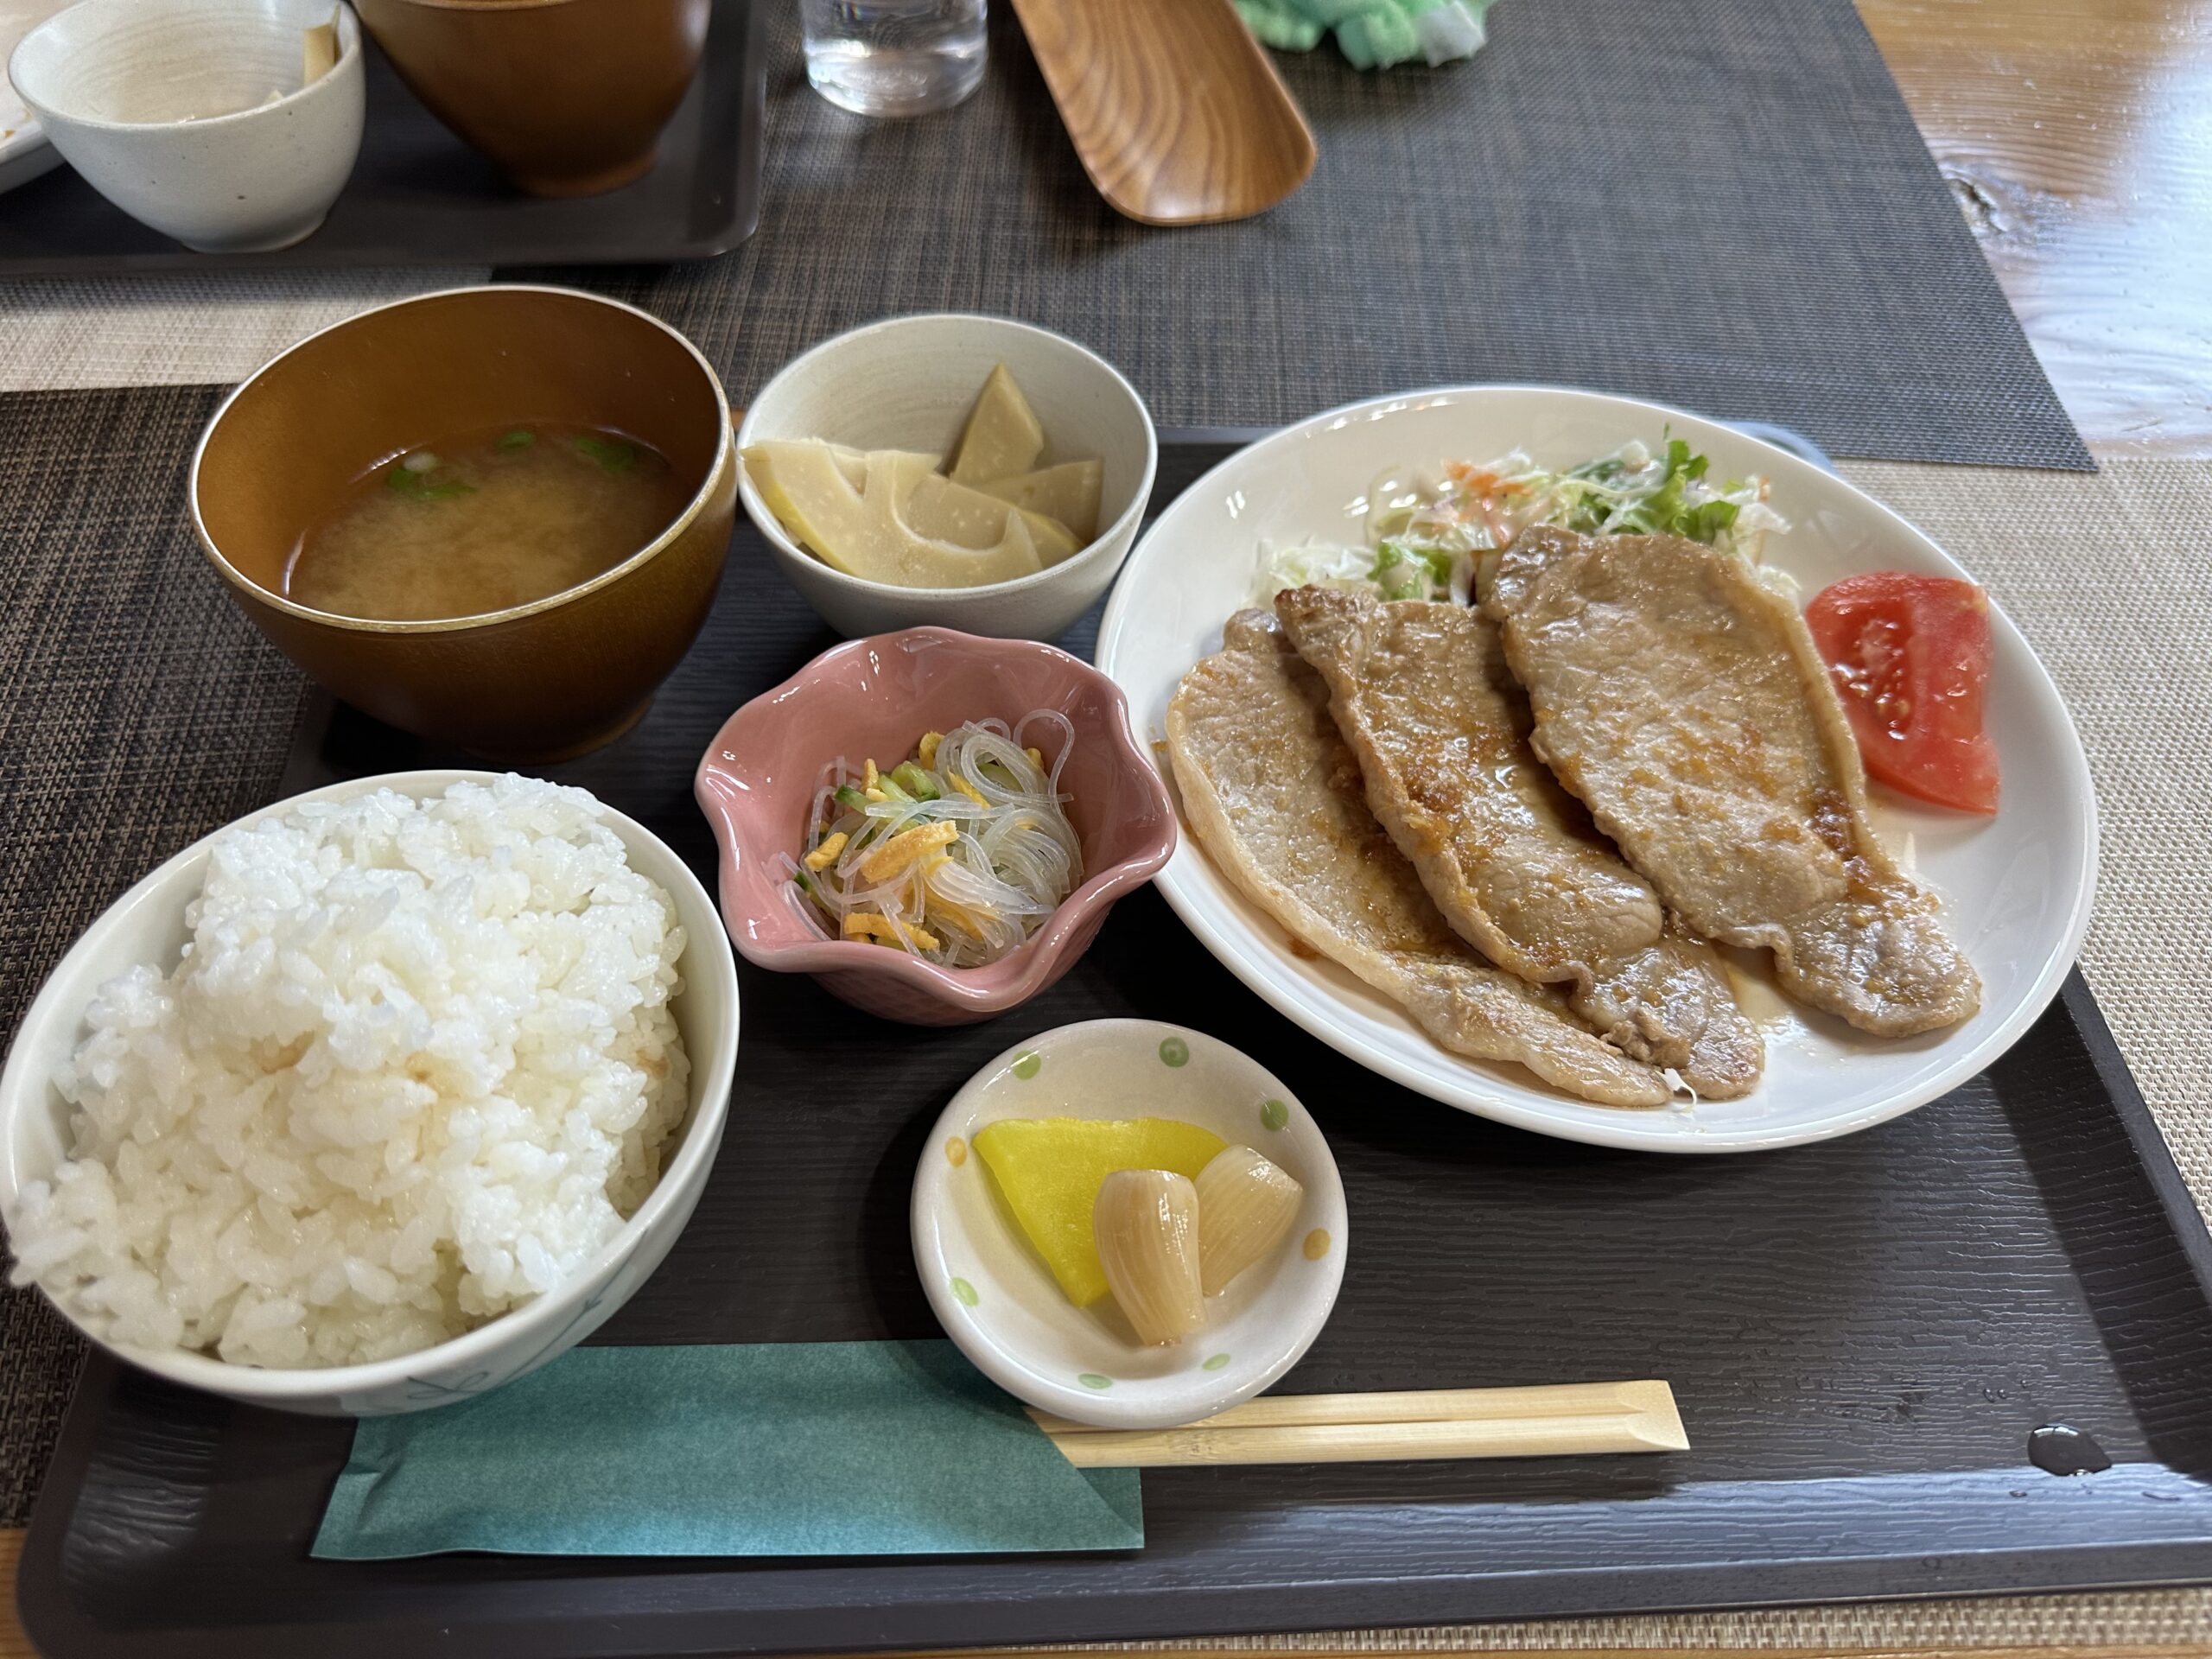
[0,770,741,1416]
[913,1020,1348,1431]
[9,0,365,251]
[735,313,1159,642]
[0,0,72,195]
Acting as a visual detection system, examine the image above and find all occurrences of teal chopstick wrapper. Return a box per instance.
[313,1340,1143,1559]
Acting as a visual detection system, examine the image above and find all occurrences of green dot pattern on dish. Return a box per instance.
[1259,1098,1289,1132]
[1012,1052,1042,1079]
[1078,1373,1114,1390]
[1202,1352,1231,1371]
[950,1277,978,1306]
[1158,1037,1190,1067]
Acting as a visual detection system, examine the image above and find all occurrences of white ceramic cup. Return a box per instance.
[0,771,741,1416]
[10,0,365,252]
[736,314,1160,642]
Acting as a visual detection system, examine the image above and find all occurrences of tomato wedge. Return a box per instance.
[1804,572,1999,814]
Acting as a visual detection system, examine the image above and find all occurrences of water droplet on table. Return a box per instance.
[2028,1423,2111,1476]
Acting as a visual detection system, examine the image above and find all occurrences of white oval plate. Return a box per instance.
[1096,386,2097,1154]
[912,1020,1348,1430]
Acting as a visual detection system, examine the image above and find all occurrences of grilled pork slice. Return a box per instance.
[1481,527,1980,1036]
[1166,609,1674,1108]
[1275,587,1762,1097]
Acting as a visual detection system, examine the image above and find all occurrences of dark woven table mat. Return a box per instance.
[532,0,2088,470]
[0,387,311,1525]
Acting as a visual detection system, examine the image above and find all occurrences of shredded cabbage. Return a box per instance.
[1255,435,1789,604]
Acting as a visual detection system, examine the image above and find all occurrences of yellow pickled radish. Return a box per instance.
[1194,1145,1304,1296]
[1093,1168,1205,1345]
[973,1117,1225,1306]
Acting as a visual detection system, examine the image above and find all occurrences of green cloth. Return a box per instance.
[313,1340,1143,1559]
[1237,0,1496,70]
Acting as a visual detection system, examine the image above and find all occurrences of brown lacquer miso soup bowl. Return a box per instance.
[356,0,709,195]
[191,285,736,760]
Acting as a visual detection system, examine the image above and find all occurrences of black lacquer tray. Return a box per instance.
[20,437,2212,1656]
[0,0,763,276]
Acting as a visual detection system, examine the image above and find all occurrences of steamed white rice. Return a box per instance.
[5,775,690,1370]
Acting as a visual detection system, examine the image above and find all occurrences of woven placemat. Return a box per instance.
[1,391,2203,1646]
[531,0,2088,470]
[0,386,311,1523]
[0,3,2084,466]
[1041,1588,2212,1650]
[0,269,489,395]
[1839,460,2212,1220]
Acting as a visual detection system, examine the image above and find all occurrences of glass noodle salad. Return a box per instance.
[1255,437,1790,605]
[788,717,1084,968]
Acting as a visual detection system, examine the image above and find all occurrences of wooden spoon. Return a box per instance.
[1009,0,1316,226]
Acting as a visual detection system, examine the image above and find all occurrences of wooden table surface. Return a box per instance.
[1860,0,2212,458]
[4,3,2208,1655]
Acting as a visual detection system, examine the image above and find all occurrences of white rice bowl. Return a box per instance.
[5,774,690,1370]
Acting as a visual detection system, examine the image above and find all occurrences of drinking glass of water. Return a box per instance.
[801,0,988,118]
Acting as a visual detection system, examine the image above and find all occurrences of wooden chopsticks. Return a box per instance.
[1033,1381,1686,1468]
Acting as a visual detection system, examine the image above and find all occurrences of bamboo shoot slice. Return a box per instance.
[950,364,1046,483]
[974,460,1103,543]
[741,441,1044,588]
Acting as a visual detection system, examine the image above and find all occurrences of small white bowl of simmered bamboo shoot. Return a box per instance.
[912,1020,1348,1430]
[736,314,1158,642]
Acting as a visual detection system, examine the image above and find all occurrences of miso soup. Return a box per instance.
[285,423,694,622]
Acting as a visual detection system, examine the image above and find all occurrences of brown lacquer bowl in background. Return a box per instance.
[355,0,709,196]
[191,284,736,761]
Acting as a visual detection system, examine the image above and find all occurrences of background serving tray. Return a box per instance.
[20,436,2212,1656]
[0,0,764,276]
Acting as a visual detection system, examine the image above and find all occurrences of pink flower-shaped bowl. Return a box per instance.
[695,627,1177,1025]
